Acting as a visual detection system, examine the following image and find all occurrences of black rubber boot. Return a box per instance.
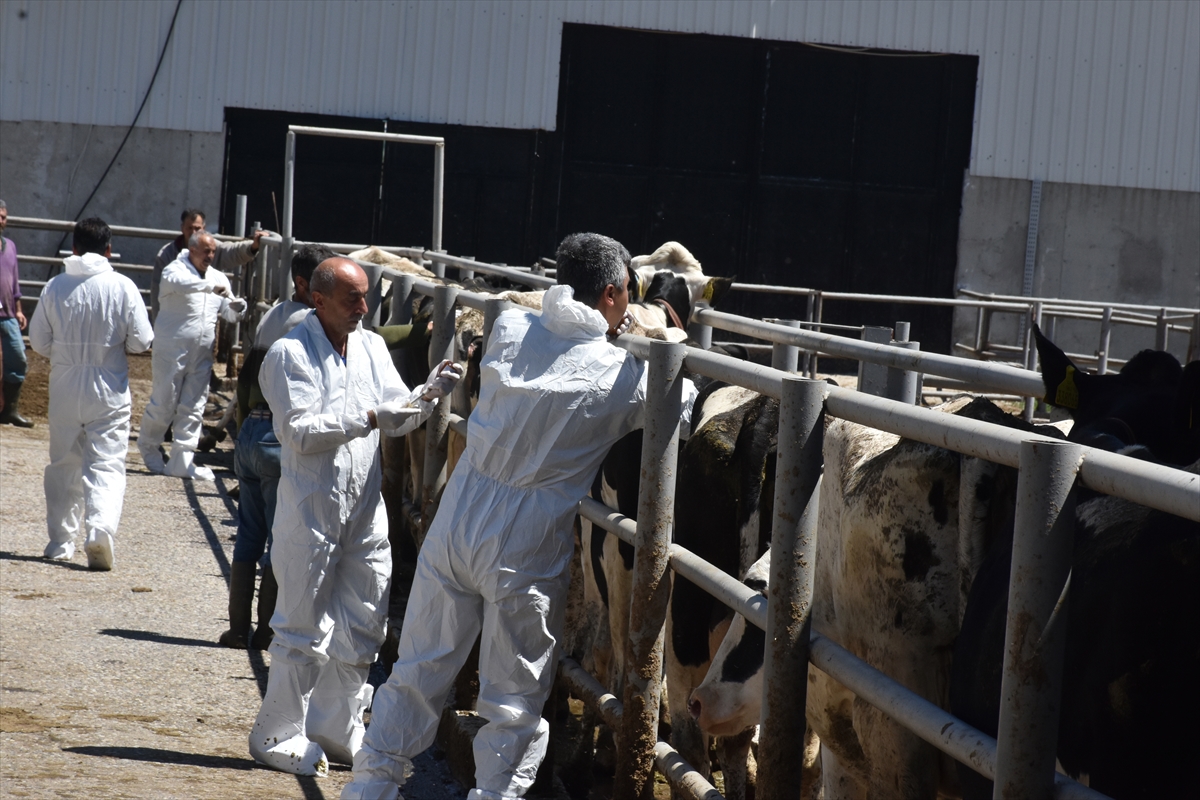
[218,562,256,649]
[0,381,34,427]
[250,565,278,651]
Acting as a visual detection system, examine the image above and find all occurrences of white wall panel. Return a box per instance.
[1,0,1196,191]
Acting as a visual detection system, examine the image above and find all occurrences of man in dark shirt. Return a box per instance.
[0,200,33,427]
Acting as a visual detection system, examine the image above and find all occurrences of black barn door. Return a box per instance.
[553,24,977,353]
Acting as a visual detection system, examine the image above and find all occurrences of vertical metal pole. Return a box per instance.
[615,340,687,800]
[857,326,892,396]
[482,297,510,352]
[885,340,921,404]
[390,274,414,326]
[258,237,270,305]
[758,377,824,799]
[1044,312,1057,345]
[770,319,802,372]
[687,303,712,350]
[421,285,458,530]
[362,262,383,328]
[1188,312,1200,363]
[1097,306,1113,375]
[1154,308,1168,351]
[430,250,446,279]
[432,143,445,253]
[461,256,475,281]
[1023,302,1043,422]
[281,130,296,302]
[980,306,994,357]
[802,292,816,375]
[234,194,247,239]
[809,292,823,378]
[994,440,1082,800]
[974,305,985,352]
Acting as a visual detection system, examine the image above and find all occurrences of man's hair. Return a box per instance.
[181,208,205,223]
[73,217,112,255]
[0,200,6,210]
[309,259,348,296]
[188,230,215,249]
[292,244,338,284]
[554,232,629,306]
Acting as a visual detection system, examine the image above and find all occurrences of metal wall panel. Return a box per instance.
[1,0,1196,191]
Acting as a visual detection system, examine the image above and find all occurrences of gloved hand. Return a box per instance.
[219,295,248,323]
[421,360,465,402]
[374,400,422,431]
[608,310,634,338]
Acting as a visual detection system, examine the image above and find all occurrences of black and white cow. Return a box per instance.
[949,332,1200,800]
[687,397,1053,800]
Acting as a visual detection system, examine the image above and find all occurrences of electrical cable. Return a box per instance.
[53,0,184,261]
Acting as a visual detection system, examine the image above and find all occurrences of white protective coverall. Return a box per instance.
[343,285,698,800]
[137,250,245,479]
[28,252,153,563]
[250,311,431,775]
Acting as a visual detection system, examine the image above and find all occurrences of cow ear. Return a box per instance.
[1034,323,1083,409]
[703,276,734,306]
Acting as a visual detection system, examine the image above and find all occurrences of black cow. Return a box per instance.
[950,331,1200,799]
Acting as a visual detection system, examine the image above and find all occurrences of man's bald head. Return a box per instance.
[311,257,370,348]
[187,231,217,273]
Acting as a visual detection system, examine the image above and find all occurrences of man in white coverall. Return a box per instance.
[342,233,698,800]
[137,231,247,480]
[28,217,153,570]
[250,258,463,775]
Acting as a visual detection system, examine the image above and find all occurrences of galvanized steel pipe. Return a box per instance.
[421,284,457,533]
[389,273,414,326]
[758,378,824,799]
[615,341,687,800]
[995,441,1083,800]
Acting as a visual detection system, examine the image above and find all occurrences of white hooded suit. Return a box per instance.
[345,285,697,800]
[250,311,429,775]
[28,252,153,559]
[137,250,245,475]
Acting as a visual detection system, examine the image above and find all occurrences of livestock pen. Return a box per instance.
[7,210,1198,798]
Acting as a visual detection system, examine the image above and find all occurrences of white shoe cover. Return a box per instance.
[164,445,215,481]
[84,531,114,571]
[339,778,402,800]
[44,540,75,561]
[308,661,373,765]
[249,658,328,776]
[141,446,166,474]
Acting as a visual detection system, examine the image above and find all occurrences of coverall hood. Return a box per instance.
[63,252,113,277]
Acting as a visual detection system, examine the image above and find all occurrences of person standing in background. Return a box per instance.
[0,200,33,427]
[151,208,266,321]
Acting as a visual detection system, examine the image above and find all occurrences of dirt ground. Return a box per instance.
[0,348,463,799]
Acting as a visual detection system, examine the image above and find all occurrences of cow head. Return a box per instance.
[1033,324,1200,465]
[688,551,770,737]
[628,240,735,309]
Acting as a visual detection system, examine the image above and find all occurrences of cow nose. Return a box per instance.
[688,695,703,720]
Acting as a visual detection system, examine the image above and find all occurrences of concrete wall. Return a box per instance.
[0,120,223,287]
[954,175,1200,366]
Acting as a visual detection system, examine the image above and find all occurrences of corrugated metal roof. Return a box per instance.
[1,0,1196,191]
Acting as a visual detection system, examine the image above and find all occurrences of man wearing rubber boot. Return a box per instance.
[249,258,463,775]
[341,233,697,800]
[219,243,335,650]
[138,231,248,480]
[0,200,33,428]
[28,218,153,569]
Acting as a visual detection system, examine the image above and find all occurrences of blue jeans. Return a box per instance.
[0,317,26,384]
[233,416,281,566]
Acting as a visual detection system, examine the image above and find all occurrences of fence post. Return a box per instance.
[390,274,414,326]
[482,296,510,352]
[808,292,824,378]
[615,340,687,800]
[432,142,445,254]
[1155,308,1168,351]
[980,306,994,357]
[421,284,458,536]
[461,256,475,281]
[857,326,892,396]
[1096,306,1113,375]
[759,377,825,799]
[1023,302,1043,422]
[280,130,296,302]
[688,302,713,350]
[1189,311,1200,363]
[361,261,383,328]
[994,440,1082,800]
[885,340,921,404]
[770,319,802,372]
[234,194,247,240]
[430,249,446,279]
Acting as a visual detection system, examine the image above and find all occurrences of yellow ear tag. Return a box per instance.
[634,272,647,301]
[1054,365,1080,409]
[702,280,715,303]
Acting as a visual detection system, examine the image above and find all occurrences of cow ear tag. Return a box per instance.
[702,279,715,303]
[635,272,647,302]
[1055,365,1080,409]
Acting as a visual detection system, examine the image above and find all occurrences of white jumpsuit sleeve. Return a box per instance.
[159,260,213,300]
[28,297,53,358]
[261,343,372,455]
[370,333,430,438]
[124,282,154,353]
